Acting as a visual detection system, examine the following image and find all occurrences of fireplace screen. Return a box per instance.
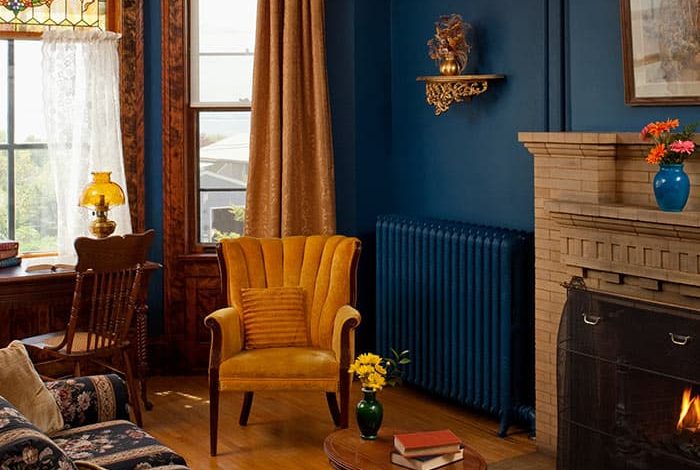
[558,278,700,470]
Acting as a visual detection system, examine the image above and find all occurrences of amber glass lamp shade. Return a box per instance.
[79,172,125,238]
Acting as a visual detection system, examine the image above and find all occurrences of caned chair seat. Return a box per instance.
[219,347,339,389]
[205,235,362,456]
[22,331,123,356]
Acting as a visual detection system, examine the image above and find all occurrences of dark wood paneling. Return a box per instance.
[1,297,72,347]
[186,274,224,373]
[119,0,146,231]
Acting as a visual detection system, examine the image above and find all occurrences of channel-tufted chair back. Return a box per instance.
[218,235,360,350]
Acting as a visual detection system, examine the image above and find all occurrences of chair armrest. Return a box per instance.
[46,375,129,429]
[204,307,243,368]
[332,305,362,367]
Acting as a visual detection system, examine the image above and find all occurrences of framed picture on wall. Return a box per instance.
[620,0,700,105]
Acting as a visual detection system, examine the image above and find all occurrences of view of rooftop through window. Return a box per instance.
[192,0,256,243]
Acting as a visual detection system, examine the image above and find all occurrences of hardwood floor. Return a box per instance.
[143,376,539,470]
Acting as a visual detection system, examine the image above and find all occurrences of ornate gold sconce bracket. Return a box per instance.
[416,74,504,116]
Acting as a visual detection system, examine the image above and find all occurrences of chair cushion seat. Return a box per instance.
[22,331,119,355]
[220,347,339,380]
[51,420,186,470]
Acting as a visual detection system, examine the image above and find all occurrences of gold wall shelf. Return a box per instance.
[416,74,504,116]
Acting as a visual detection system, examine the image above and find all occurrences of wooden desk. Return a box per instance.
[324,428,487,470]
[0,259,161,409]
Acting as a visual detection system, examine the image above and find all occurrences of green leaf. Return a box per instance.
[399,358,411,365]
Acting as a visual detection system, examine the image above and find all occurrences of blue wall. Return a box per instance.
[325,0,698,348]
[388,0,546,232]
[327,0,393,350]
[143,0,699,339]
[566,0,698,131]
[144,0,164,335]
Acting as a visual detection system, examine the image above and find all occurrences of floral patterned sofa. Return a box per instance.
[0,374,189,470]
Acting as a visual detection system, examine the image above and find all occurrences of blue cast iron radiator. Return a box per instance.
[376,215,535,436]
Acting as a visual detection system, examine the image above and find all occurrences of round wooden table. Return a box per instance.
[323,428,487,470]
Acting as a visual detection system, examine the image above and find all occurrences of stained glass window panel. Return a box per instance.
[0,0,108,34]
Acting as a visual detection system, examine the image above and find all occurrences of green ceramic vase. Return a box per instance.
[356,388,383,440]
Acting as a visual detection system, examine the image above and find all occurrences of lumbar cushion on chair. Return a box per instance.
[0,341,64,434]
[240,287,309,349]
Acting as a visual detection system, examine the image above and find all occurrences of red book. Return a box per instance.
[0,246,18,261]
[0,240,18,252]
[394,430,462,458]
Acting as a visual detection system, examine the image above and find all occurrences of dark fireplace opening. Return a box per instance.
[558,278,700,470]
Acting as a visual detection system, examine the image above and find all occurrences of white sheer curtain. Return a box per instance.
[42,30,132,259]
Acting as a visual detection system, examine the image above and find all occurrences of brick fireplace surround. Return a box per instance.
[519,132,700,453]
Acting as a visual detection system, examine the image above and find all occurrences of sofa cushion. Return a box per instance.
[0,341,64,434]
[51,420,186,470]
[0,396,77,470]
[240,287,309,349]
[46,375,130,430]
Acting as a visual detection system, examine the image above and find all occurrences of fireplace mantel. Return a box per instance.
[519,131,700,454]
[547,200,700,297]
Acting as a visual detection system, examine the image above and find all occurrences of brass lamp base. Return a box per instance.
[89,208,117,238]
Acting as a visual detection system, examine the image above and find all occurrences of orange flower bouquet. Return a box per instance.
[640,119,697,165]
[640,119,697,212]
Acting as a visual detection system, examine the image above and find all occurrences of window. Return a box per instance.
[0,39,56,253]
[191,0,256,243]
[0,0,115,253]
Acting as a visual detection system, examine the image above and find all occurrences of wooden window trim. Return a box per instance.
[163,0,219,258]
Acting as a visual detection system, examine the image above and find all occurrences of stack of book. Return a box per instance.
[0,240,20,268]
[391,429,464,470]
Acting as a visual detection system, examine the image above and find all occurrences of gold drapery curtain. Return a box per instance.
[245,0,336,237]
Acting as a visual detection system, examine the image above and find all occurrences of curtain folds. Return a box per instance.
[42,30,132,258]
[245,0,336,238]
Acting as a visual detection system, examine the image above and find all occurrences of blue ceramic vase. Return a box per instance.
[653,164,690,212]
[356,389,383,440]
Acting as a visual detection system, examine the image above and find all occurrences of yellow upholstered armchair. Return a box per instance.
[204,235,361,456]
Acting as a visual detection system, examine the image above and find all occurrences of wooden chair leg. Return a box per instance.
[339,372,351,428]
[239,392,254,426]
[209,372,219,456]
[141,377,153,411]
[122,350,143,427]
[326,392,341,427]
